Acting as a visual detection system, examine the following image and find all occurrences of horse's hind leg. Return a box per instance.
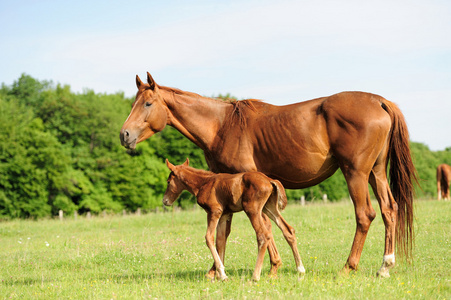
[437,175,442,201]
[342,170,376,273]
[445,179,451,200]
[263,199,305,276]
[369,162,397,278]
[206,213,233,279]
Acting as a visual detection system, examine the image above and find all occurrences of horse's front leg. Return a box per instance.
[206,213,233,279]
[205,211,228,281]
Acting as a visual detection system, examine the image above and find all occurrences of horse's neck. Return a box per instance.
[160,86,229,151]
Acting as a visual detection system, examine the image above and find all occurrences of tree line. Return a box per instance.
[0,74,450,219]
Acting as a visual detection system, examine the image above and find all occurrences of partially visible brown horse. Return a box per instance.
[163,158,305,281]
[437,164,451,200]
[120,72,418,278]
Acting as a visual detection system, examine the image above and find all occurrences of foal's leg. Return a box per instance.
[206,213,233,279]
[369,162,398,278]
[262,213,282,276]
[242,181,275,281]
[205,211,228,281]
[245,210,272,281]
[263,200,305,276]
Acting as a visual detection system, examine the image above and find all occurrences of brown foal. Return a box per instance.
[162,158,305,281]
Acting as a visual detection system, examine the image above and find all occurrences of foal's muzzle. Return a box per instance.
[162,196,173,206]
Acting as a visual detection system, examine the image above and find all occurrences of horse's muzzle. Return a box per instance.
[119,129,137,150]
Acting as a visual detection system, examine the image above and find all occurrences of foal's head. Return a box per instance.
[162,158,190,206]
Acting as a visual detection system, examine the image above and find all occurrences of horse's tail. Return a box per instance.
[270,180,288,211]
[382,99,419,260]
[437,165,442,200]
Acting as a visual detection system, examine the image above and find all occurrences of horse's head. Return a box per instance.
[162,158,190,206]
[120,72,168,150]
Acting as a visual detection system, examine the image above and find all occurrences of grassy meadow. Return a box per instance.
[0,199,450,299]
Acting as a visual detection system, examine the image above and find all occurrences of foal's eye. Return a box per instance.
[145,102,152,107]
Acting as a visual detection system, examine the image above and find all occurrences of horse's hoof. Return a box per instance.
[376,269,390,278]
[338,267,352,277]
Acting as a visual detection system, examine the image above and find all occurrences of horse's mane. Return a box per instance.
[160,85,260,127]
[160,85,206,100]
[225,99,260,128]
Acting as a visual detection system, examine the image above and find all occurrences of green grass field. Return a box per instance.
[1,199,450,299]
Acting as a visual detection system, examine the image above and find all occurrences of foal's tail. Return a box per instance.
[382,99,419,260]
[270,180,288,211]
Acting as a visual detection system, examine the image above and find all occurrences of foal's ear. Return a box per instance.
[147,72,156,90]
[136,75,144,89]
[166,159,175,171]
[183,158,190,166]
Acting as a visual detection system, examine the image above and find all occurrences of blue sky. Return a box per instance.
[1,0,450,150]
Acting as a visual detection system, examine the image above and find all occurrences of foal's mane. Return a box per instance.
[178,166,215,190]
[184,166,214,176]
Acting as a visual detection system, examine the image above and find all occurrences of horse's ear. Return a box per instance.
[166,159,175,171]
[136,75,143,89]
[183,158,190,166]
[147,72,156,90]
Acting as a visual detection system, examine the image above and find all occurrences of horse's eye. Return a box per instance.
[145,102,152,107]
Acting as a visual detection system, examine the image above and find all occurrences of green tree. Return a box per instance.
[0,74,449,219]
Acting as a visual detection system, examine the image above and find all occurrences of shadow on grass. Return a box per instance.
[145,265,307,281]
[1,265,357,287]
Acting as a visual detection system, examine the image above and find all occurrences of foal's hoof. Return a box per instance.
[205,271,215,280]
[214,270,229,282]
[297,265,306,275]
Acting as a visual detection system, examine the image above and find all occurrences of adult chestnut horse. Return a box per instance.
[437,164,451,200]
[120,72,417,278]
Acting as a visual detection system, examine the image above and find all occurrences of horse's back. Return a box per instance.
[250,92,391,186]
